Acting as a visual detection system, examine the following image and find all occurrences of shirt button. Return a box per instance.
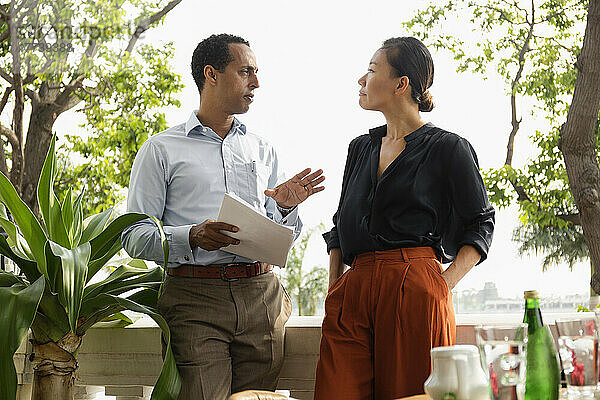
[184,255,190,261]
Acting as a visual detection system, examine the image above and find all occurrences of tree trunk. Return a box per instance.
[30,334,81,400]
[559,0,600,294]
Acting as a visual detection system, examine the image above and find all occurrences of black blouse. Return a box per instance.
[323,123,495,266]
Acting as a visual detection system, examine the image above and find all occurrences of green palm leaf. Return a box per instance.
[0,171,47,276]
[62,187,74,242]
[83,265,160,301]
[0,234,40,281]
[87,213,147,280]
[72,190,85,245]
[0,277,45,400]
[38,135,70,248]
[79,208,113,245]
[111,294,181,400]
[47,241,91,333]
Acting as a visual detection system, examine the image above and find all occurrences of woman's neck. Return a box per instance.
[382,108,426,140]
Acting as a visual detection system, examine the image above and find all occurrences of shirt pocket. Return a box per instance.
[235,161,271,211]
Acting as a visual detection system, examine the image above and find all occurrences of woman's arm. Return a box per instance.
[324,138,360,288]
[329,248,347,288]
[441,244,481,291]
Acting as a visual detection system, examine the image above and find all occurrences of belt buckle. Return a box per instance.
[220,265,239,282]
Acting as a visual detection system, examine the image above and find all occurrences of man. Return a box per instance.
[121,34,325,399]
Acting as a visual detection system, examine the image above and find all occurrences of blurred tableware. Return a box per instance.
[424,344,489,400]
[555,317,599,398]
[476,324,528,400]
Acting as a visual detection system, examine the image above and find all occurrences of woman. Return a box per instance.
[314,37,495,399]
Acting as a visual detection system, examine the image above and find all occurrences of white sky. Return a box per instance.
[55,0,591,299]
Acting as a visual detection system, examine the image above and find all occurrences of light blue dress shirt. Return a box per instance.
[121,111,302,267]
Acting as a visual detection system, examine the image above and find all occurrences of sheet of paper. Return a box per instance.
[216,193,295,267]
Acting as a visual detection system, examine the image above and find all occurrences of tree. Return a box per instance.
[404,0,600,291]
[0,0,182,214]
[0,136,180,400]
[559,0,600,292]
[279,224,328,316]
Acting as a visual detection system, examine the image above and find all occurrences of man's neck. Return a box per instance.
[196,104,235,139]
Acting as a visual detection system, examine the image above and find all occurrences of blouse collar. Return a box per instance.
[369,122,435,143]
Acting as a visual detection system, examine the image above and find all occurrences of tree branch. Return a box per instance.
[0,122,20,151]
[0,68,12,84]
[28,57,54,80]
[509,179,531,203]
[532,34,577,54]
[23,72,37,85]
[482,5,524,25]
[0,86,12,115]
[504,6,535,166]
[54,75,84,112]
[124,0,182,53]
[556,213,582,226]
[0,138,9,178]
[25,87,39,105]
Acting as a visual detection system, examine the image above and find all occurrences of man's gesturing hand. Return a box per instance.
[189,219,240,251]
[264,168,325,209]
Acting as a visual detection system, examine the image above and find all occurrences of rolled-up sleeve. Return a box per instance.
[322,139,358,255]
[322,213,341,253]
[121,141,194,264]
[447,138,495,263]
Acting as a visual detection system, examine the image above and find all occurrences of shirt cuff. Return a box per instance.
[322,230,340,253]
[458,232,489,265]
[273,204,299,225]
[163,224,194,263]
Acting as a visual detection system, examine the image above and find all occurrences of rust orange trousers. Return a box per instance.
[314,247,456,400]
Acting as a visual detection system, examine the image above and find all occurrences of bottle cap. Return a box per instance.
[524,290,539,299]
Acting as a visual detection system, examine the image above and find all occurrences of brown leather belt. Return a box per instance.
[167,262,272,281]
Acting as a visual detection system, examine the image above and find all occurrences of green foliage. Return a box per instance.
[280,224,328,316]
[405,0,596,268]
[0,277,44,400]
[0,136,180,399]
[575,303,599,312]
[0,0,183,215]
[514,222,588,271]
[56,44,183,214]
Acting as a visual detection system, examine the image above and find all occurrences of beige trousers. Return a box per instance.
[157,271,292,400]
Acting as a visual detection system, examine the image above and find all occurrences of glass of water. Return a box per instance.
[475,324,528,400]
[555,317,599,398]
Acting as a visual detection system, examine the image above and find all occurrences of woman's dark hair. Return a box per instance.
[191,34,250,94]
[381,37,435,112]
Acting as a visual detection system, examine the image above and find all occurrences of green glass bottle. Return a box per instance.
[523,290,560,400]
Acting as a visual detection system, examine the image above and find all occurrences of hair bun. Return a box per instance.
[418,90,434,112]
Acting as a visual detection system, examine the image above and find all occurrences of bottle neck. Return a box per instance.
[523,298,544,328]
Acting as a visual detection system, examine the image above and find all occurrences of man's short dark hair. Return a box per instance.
[191,34,250,94]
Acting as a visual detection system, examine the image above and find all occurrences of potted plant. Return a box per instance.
[0,135,181,400]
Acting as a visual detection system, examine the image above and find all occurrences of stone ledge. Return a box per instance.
[15,312,590,400]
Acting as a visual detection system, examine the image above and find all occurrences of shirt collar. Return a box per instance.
[369,122,434,143]
[185,111,247,137]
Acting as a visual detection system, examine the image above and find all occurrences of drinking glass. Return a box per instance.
[475,324,528,400]
[555,318,599,398]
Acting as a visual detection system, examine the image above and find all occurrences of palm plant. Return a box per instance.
[280,224,328,316]
[0,136,180,400]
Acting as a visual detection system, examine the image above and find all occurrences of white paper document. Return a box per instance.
[216,193,295,267]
